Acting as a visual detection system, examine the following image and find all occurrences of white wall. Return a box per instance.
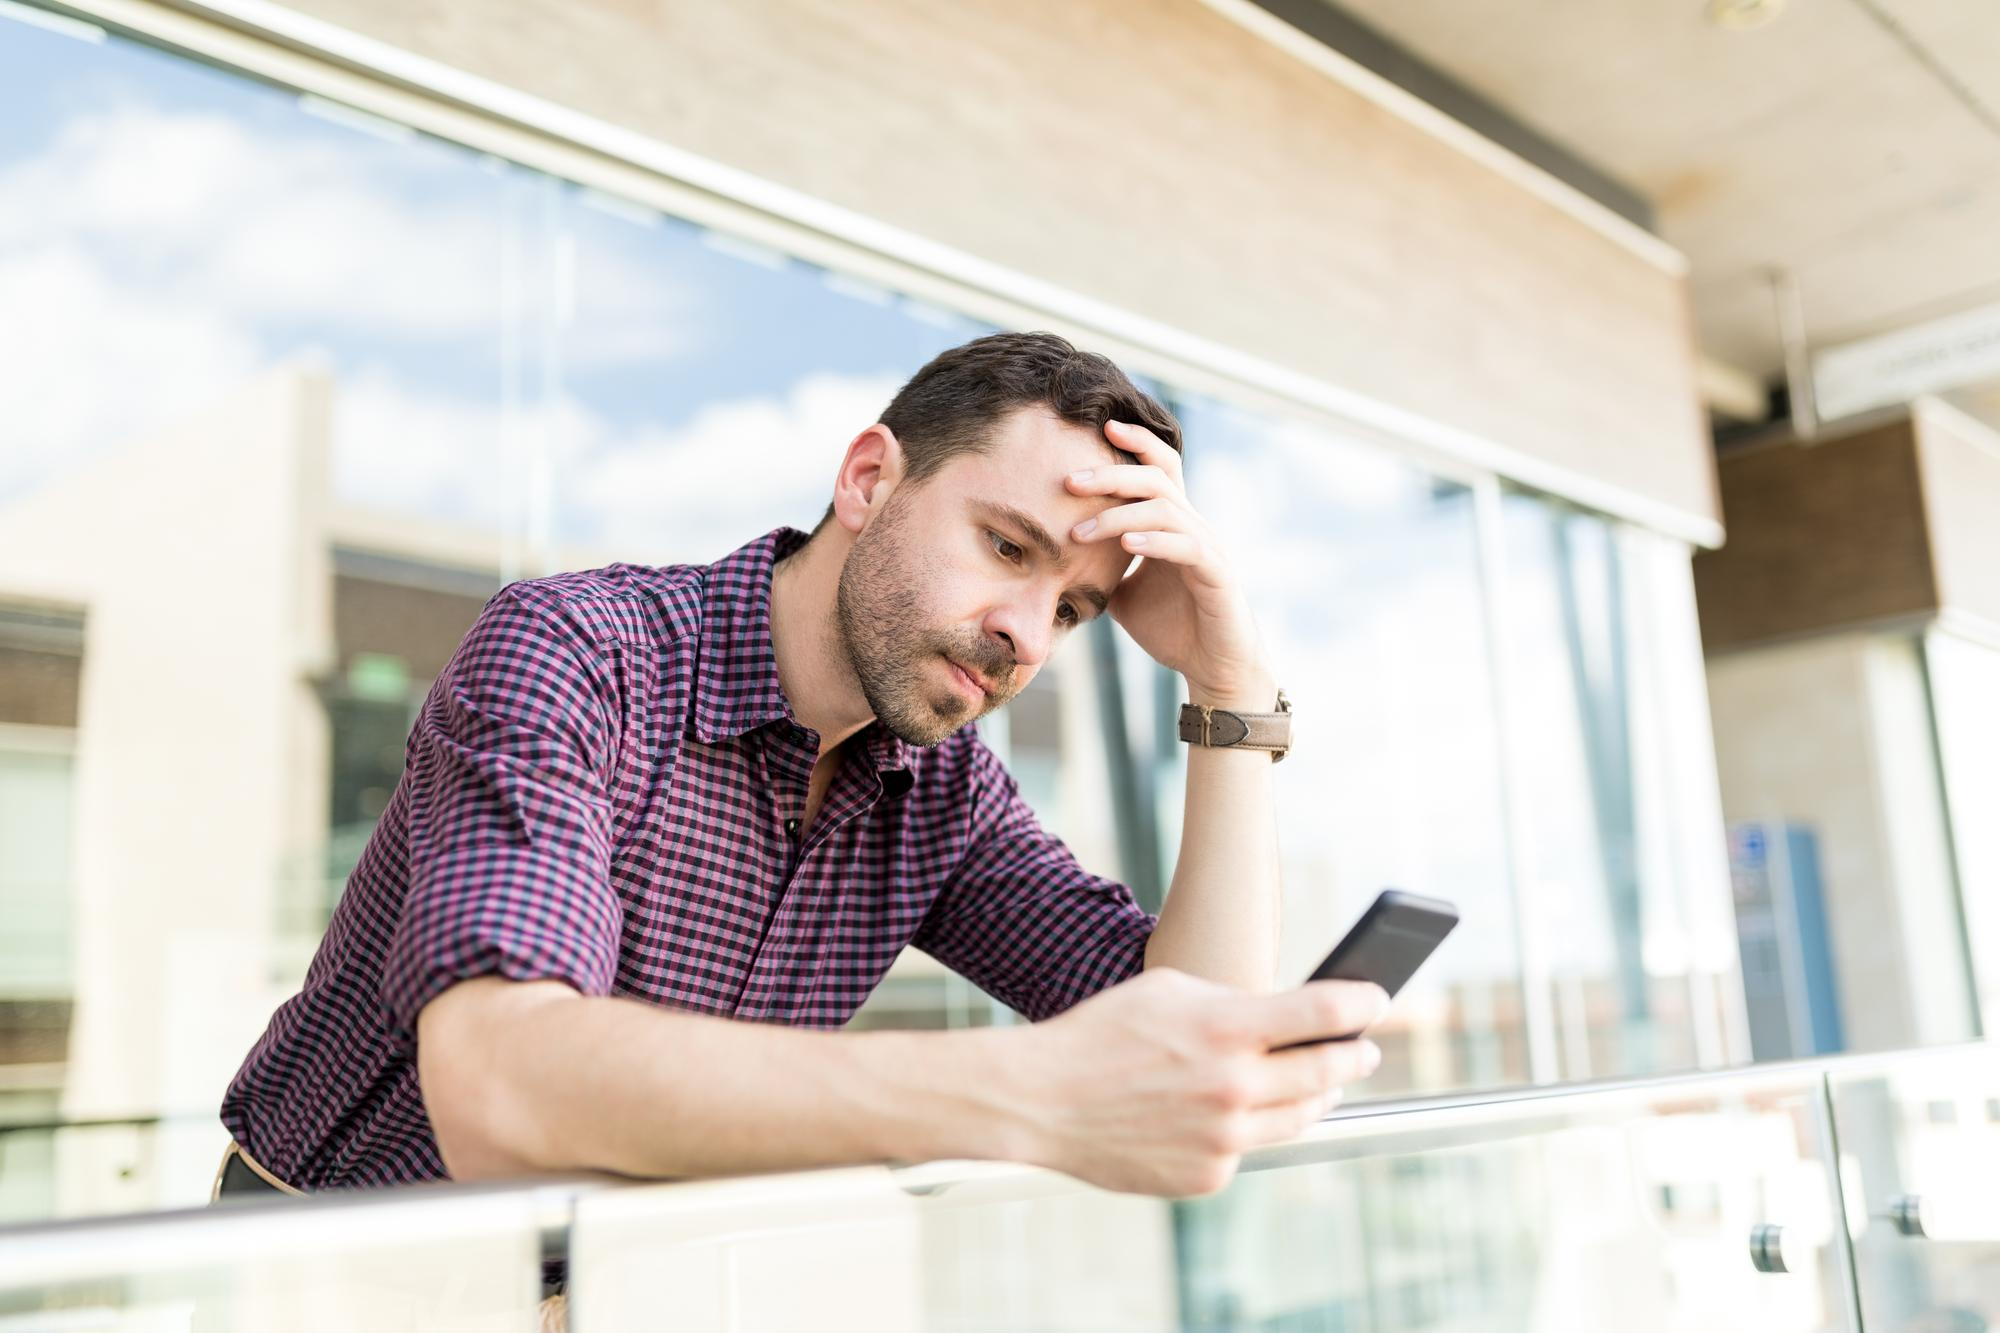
[0,365,334,1209]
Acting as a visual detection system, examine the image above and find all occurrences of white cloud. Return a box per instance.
[565,370,900,563]
[0,100,695,364]
[0,242,263,497]
[322,366,899,566]
[0,95,726,502]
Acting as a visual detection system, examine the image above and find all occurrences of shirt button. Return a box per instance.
[785,817,801,839]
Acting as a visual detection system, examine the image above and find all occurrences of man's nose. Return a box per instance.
[986,604,1052,672]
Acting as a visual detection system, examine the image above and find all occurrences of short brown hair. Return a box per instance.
[819,331,1181,527]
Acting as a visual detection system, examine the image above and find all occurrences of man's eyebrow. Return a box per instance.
[975,500,1064,563]
[972,499,1111,616]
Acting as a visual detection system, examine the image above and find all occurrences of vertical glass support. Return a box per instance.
[1472,477,1561,1087]
[1550,508,1652,1057]
[1915,632,1986,1043]
[1090,618,1162,914]
[1815,1071,1869,1333]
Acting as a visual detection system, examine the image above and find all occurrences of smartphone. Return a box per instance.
[1272,888,1458,1051]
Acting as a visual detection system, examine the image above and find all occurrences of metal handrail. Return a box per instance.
[0,1039,1991,1286]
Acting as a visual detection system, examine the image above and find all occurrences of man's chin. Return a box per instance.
[879,691,979,749]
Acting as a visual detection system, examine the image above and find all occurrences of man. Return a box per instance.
[216,331,1386,1212]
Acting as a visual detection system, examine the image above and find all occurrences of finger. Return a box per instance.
[1247,1037,1382,1108]
[1235,980,1391,1050]
[1239,1092,1338,1147]
[1074,498,1189,545]
[1104,419,1185,484]
[1099,531,1231,590]
[1065,463,1182,503]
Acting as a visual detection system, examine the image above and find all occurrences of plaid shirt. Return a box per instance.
[222,526,1156,1188]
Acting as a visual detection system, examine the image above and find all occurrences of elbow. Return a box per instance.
[428,1085,535,1183]
[416,976,577,1181]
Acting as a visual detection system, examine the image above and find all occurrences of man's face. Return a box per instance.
[834,407,1137,747]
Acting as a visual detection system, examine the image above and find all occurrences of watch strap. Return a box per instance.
[1177,690,1292,762]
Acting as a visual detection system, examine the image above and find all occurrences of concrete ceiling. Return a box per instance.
[1321,0,2000,406]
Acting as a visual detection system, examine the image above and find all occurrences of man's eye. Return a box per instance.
[987,531,1023,562]
[1056,601,1080,627]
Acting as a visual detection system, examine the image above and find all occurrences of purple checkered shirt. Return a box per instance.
[222,526,1157,1188]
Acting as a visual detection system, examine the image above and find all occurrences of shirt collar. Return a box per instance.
[692,527,918,788]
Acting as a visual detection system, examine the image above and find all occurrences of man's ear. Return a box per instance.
[830,424,904,536]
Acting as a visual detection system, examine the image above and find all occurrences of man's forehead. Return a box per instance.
[949,411,1121,491]
[996,405,1127,461]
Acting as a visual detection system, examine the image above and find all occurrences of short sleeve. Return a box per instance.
[913,744,1157,1021]
[379,587,627,1051]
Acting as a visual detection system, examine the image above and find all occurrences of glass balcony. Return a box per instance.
[1828,1045,2000,1329]
[0,1178,559,1330]
[566,1062,1854,1332]
[8,1044,1990,1332]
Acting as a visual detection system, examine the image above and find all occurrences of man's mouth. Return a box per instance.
[944,656,992,700]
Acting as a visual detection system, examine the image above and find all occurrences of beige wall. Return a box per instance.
[1706,633,1977,1053]
[261,0,1716,535]
[1914,399,2000,638]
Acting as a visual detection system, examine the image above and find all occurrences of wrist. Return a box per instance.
[883,1023,1051,1167]
[1185,672,1279,713]
[985,1023,1061,1168]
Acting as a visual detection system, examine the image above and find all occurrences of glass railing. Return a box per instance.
[566,1063,1858,1332]
[0,1112,228,1224]
[1826,1047,2000,1330]
[0,1180,564,1330]
[0,1043,1994,1332]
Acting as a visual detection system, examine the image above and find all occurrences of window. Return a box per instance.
[0,5,1739,1224]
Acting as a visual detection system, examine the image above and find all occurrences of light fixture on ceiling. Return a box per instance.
[1706,0,1785,30]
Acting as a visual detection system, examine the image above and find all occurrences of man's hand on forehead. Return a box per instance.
[1063,420,1273,707]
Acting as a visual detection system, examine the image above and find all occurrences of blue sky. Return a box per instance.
[0,12,988,555]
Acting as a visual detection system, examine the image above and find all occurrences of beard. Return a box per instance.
[833,494,1018,747]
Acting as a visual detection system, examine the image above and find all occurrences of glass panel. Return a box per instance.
[0,13,547,1214]
[1172,394,1528,1095]
[0,9,1022,1196]
[0,1187,547,1330]
[565,1071,1852,1332]
[568,1169,937,1332]
[1621,526,1748,1070]
[1828,1044,2000,1329]
[1173,1080,1848,1332]
[1494,490,1713,1079]
[0,10,540,1160]
[0,1115,228,1225]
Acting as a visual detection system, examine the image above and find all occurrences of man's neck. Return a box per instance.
[768,531,875,757]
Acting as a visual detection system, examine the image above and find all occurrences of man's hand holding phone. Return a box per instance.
[1005,889,1454,1198]
[1009,967,1390,1198]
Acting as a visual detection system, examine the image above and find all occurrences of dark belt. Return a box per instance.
[216,1145,287,1197]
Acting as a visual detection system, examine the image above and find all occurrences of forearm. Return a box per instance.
[1143,682,1284,992]
[424,978,1040,1181]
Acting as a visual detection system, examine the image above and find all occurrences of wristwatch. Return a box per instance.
[1178,689,1292,763]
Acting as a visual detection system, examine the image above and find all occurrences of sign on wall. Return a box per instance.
[1813,301,2000,423]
